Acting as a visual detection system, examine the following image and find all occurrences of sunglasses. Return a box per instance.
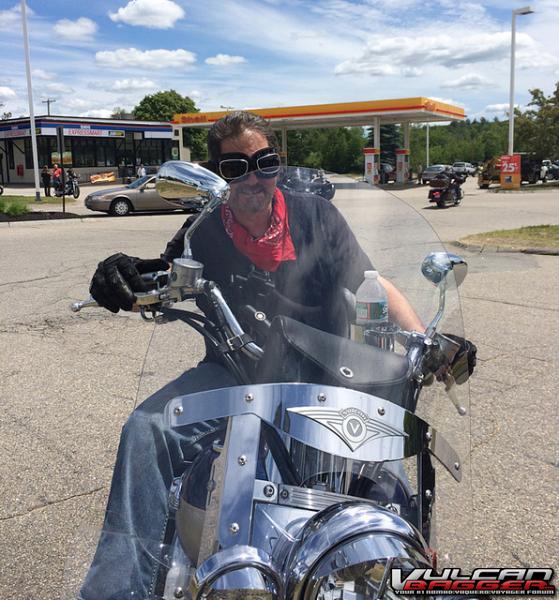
[217,147,281,182]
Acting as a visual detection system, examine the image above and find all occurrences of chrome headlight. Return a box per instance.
[190,545,283,600]
[284,502,431,600]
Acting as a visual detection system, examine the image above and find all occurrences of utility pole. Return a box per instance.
[508,6,534,155]
[42,98,56,116]
[426,123,430,168]
[20,0,41,202]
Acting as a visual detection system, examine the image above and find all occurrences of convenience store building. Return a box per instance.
[0,115,175,184]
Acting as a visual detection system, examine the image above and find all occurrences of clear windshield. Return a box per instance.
[66,166,473,598]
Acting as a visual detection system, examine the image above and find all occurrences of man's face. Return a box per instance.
[219,130,277,216]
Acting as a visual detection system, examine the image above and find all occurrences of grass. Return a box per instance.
[460,225,559,250]
[0,194,75,205]
[0,198,29,216]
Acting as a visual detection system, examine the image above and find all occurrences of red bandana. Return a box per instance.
[220,188,296,272]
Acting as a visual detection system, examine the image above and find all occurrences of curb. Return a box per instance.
[489,183,559,193]
[0,216,99,228]
[451,240,559,256]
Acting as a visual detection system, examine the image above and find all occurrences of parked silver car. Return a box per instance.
[84,175,206,216]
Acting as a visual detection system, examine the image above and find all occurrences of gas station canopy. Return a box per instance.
[172,97,465,185]
[172,97,465,129]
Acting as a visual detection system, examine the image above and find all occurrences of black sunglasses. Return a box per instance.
[217,147,281,182]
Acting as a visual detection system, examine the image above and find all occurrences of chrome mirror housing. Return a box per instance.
[156,161,230,259]
[421,252,468,288]
[156,160,229,208]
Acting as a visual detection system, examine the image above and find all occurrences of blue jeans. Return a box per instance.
[79,362,236,600]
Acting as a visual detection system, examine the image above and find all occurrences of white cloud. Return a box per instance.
[109,0,185,29]
[191,0,362,64]
[402,66,422,78]
[32,69,53,81]
[0,3,34,32]
[45,82,75,95]
[205,54,247,67]
[484,103,513,114]
[53,17,97,42]
[95,48,196,70]
[334,61,397,76]
[63,98,92,110]
[441,74,492,90]
[112,78,157,91]
[80,109,114,119]
[335,31,537,77]
[0,86,17,100]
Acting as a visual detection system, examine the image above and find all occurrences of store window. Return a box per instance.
[72,138,96,167]
[36,137,61,168]
[95,139,117,167]
[136,138,172,165]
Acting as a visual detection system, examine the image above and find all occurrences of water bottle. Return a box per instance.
[354,270,389,348]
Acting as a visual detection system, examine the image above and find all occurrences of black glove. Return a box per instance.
[90,253,169,313]
[444,334,477,384]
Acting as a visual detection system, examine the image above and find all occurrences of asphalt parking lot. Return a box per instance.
[0,176,557,597]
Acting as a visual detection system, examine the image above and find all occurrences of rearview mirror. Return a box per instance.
[421,252,467,287]
[156,161,229,208]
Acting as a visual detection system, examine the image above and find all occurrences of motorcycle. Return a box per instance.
[70,164,474,599]
[278,166,335,201]
[428,172,464,208]
[54,171,80,198]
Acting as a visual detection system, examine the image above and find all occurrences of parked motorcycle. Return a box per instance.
[428,172,464,208]
[70,164,474,599]
[54,171,80,198]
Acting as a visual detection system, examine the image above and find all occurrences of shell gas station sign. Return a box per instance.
[500,154,521,190]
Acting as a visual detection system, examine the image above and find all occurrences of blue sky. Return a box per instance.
[1,0,557,122]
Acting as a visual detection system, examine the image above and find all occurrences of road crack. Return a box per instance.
[462,294,559,313]
[0,486,105,522]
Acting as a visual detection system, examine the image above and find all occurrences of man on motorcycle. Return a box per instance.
[81,111,429,598]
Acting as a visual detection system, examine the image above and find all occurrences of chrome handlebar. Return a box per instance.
[71,259,265,360]
[71,254,465,410]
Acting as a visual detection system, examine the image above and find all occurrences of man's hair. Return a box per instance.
[207,111,278,162]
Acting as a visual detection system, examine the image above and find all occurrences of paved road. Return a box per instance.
[0,178,557,597]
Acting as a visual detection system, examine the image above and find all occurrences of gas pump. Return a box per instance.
[395,149,410,184]
[363,147,380,184]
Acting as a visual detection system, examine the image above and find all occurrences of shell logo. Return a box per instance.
[425,100,436,112]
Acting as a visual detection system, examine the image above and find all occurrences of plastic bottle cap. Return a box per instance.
[364,270,379,279]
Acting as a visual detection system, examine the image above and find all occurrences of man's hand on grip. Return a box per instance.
[90,253,168,313]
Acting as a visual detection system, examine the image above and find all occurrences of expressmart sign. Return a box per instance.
[56,127,125,138]
[0,126,125,139]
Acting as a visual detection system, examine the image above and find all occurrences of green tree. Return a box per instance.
[111,106,130,119]
[515,83,559,159]
[286,127,365,173]
[133,90,206,160]
[366,124,402,164]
